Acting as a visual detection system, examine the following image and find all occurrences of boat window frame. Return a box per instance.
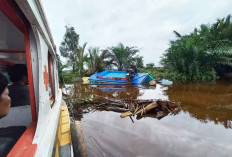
[48,53,55,104]
[0,0,37,121]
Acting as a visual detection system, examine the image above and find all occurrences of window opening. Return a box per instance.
[48,53,55,105]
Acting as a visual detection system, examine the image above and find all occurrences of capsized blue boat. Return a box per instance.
[90,84,153,91]
[88,70,154,85]
[90,85,127,91]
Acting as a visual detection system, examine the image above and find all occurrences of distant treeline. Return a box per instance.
[58,26,144,82]
[58,14,232,82]
[161,14,232,82]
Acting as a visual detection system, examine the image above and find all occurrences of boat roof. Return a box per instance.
[89,70,153,85]
[16,0,56,55]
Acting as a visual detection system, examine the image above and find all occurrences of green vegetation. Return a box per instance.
[58,15,232,83]
[140,65,170,80]
[58,27,144,82]
[108,43,142,70]
[161,15,232,82]
[59,26,87,76]
[86,48,114,74]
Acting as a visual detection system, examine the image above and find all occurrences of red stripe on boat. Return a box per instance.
[97,76,127,80]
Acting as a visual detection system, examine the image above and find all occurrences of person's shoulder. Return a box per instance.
[8,84,15,90]
[20,85,29,91]
[8,84,29,91]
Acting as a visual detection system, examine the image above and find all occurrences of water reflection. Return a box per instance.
[166,81,232,128]
[82,111,232,157]
[64,81,232,156]
[64,82,232,129]
[69,84,141,100]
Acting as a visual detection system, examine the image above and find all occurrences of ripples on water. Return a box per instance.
[63,81,232,157]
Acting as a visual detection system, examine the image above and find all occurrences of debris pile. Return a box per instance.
[96,95,181,120]
[70,95,182,120]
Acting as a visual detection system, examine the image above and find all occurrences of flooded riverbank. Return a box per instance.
[64,81,232,157]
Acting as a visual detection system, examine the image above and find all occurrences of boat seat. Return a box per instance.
[0,138,14,157]
[0,126,26,156]
[0,105,32,127]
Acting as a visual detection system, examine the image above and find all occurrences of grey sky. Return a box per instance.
[41,0,232,66]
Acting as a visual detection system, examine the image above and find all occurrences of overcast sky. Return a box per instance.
[41,0,232,66]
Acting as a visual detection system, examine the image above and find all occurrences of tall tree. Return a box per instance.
[59,26,87,75]
[59,26,79,73]
[109,43,141,70]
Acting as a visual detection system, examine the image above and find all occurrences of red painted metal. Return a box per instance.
[7,122,37,157]
[0,59,15,65]
[120,78,127,80]
[43,65,49,91]
[25,30,37,121]
[97,76,127,80]
[48,55,54,97]
[0,0,27,33]
[0,49,25,53]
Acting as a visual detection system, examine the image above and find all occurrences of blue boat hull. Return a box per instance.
[88,70,154,85]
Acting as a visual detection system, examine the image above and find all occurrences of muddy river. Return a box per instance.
[64,80,232,157]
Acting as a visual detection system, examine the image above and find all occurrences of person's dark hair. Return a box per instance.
[8,64,28,83]
[0,73,8,96]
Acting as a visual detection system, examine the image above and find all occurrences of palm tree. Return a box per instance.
[87,47,115,74]
[161,14,232,81]
[108,43,140,70]
[76,42,87,76]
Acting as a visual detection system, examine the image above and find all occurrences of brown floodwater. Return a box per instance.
[64,80,232,157]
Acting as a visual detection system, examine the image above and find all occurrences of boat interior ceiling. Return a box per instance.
[0,10,26,65]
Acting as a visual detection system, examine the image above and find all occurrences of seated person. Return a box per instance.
[130,63,139,73]
[0,73,26,156]
[8,64,30,107]
[126,63,139,83]
[0,73,10,119]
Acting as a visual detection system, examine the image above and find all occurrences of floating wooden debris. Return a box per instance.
[94,95,181,120]
[69,95,181,120]
[149,80,156,86]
